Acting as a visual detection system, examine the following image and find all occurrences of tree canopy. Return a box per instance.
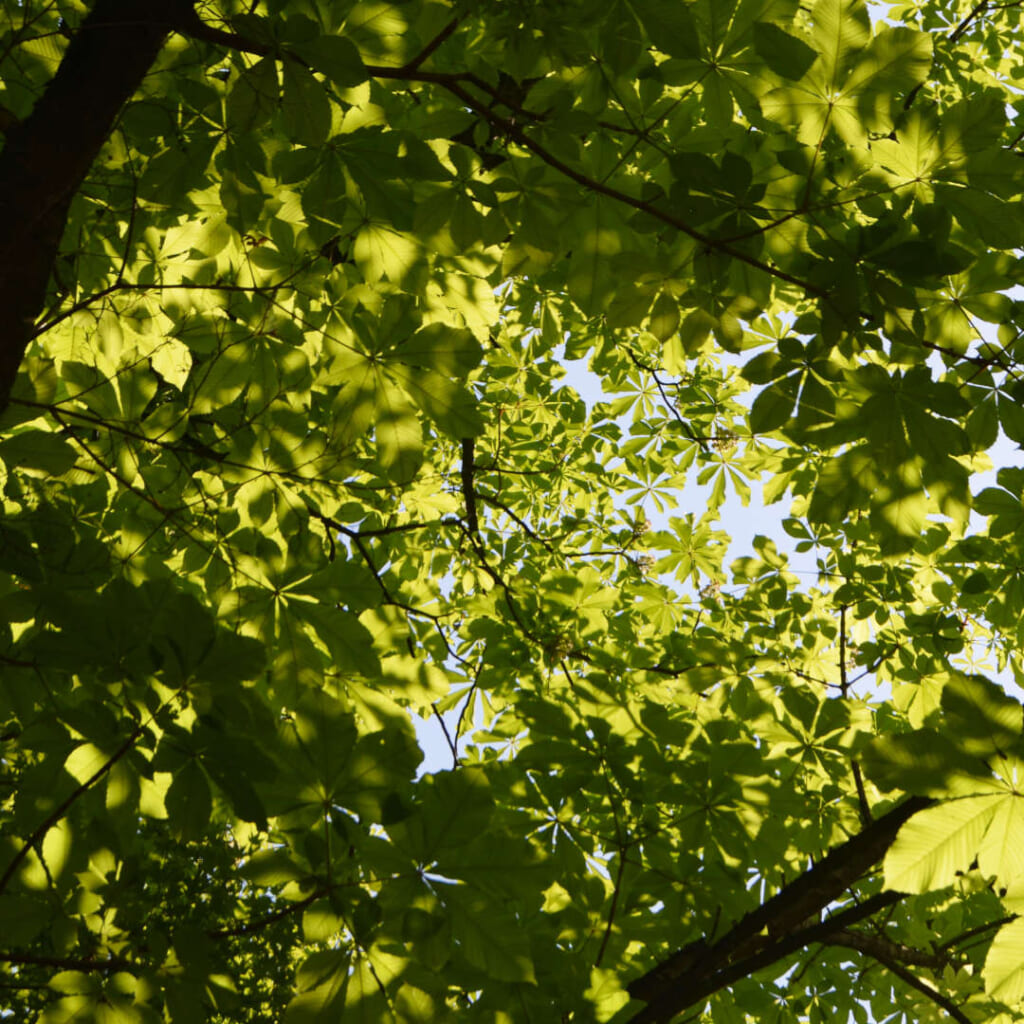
[4,0,1024,1021]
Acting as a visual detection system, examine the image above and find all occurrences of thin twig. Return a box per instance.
[867,953,972,1024]
[595,845,629,968]
[0,722,145,895]
[950,1,989,42]
[431,703,460,767]
[402,16,461,72]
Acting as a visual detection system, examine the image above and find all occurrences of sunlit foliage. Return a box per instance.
[4,0,1024,1021]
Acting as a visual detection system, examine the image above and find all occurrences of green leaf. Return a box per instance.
[389,768,493,860]
[984,917,1024,1004]
[937,184,1024,250]
[374,385,423,482]
[860,730,995,797]
[285,950,348,1023]
[445,885,537,983]
[0,429,77,475]
[165,761,212,841]
[241,848,308,886]
[884,796,1003,893]
[977,792,1024,891]
[749,376,798,433]
[629,0,700,59]
[353,222,422,283]
[386,364,482,439]
[7,4,1024,1020]
[282,62,332,146]
[398,324,483,376]
[0,894,50,944]
[292,35,367,88]
[227,57,280,132]
[648,292,681,341]
[753,23,817,81]
[941,673,1022,759]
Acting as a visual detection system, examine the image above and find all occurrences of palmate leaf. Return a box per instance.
[281,62,332,145]
[763,0,930,144]
[628,0,700,59]
[226,56,279,132]
[353,222,423,283]
[810,0,871,91]
[445,885,537,984]
[397,323,483,376]
[753,22,817,80]
[937,184,1024,250]
[978,791,1024,893]
[285,950,349,1023]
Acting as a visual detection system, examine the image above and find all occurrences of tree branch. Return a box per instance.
[950,1,990,43]
[461,437,480,537]
[828,928,951,970]
[627,798,930,1020]
[863,949,973,1024]
[0,0,196,409]
[0,951,141,973]
[628,891,908,1022]
[595,846,630,968]
[403,16,461,72]
[206,889,320,939]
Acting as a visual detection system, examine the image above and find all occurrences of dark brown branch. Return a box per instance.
[828,929,950,970]
[949,1,989,42]
[433,79,825,299]
[595,846,630,968]
[175,17,826,301]
[206,889,320,939]
[476,489,556,552]
[864,950,972,1024]
[0,0,196,409]
[0,951,141,973]
[852,761,872,827]
[937,914,1017,952]
[627,798,930,1020]
[174,13,271,58]
[461,437,479,536]
[455,660,484,748]
[838,604,872,826]
[629,891,906,1022]
[431,703,460,767]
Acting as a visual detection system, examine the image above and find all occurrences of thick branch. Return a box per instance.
[627,890,900,1021]
[0,0,195,409]
[461,437,480,536]
[627,797,930,1021]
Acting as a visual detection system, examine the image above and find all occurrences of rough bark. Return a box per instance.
[627,796,932,1022]
[0,0,194,409]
